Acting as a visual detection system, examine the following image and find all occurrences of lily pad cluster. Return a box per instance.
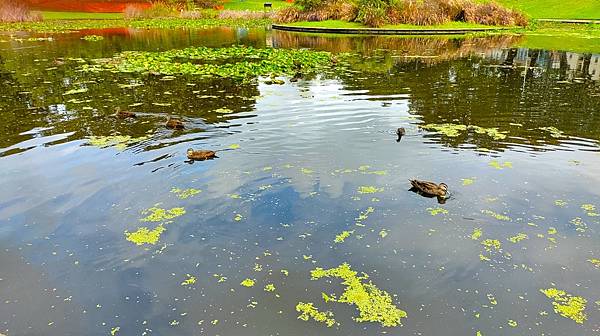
[82,46,333,80]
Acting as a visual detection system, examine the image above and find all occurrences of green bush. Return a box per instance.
[356,0,388,27]
[295,0,326,11]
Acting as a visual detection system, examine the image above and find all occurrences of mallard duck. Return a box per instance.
[115,107,136,119]
[166,117,184,130]
[396,127,406,142]
[409,179,448,197]
[187,149,216,161]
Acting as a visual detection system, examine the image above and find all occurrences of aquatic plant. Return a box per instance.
[427,207,448,216]
[508,233,528,243]
[82,46,333,81]
[462,178,475,186]
[171,188,202,199]
[296,302,337,327]
[488,160,512,170]
[554,200,567,207]
[181,274,197,286]
[81,35,104,42]
[470,228,482,240]
[538,126,564,138]
[125,224,166,245]
[87,135,147,151]
[334,230,354,243]
[357,186,383,194]
[141,207,186,222]
[240,278,255,287]
[481,239,501,251]
[507,319,517,327]
[588,259,600,268]
[540,288,587,324]
[379,230,388,238]
[420,123,467,137]
[264,284,276,292]
[481,210,510,221]
[310,263,407,327]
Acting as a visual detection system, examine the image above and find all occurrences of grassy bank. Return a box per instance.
[494,0,600,20]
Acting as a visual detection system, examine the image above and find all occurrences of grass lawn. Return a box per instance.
[223,0,292,11]
[41,11,123,20]
[286,20,508,30]
[493,0,600,19]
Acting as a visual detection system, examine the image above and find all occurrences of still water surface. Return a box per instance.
[1,27,600,336]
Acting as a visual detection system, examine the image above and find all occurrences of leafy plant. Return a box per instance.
[356,0,389,27]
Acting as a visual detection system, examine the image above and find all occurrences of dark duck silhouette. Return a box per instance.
[115,107,136,119]
[166,117,184,130]
[396,127,406,142]
[409,179,448,204]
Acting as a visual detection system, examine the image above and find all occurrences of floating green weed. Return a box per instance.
[420,123,507,140]
[554,200,567,207]
[588,259,600,268]
[171,188,201,199]
[83,46,332,81]
[471,228,482,240]
[481,210,511,221]
[481,239,501,251]
[296,302,336,327]
[334,230,354,243]
[310,263,407,327]
[63,88,88,95]
[87,135,147,151]
[427,207,448,216]
[488,160,513,170]
[125,224,165,245]
[264,284,276,292]
[181,274,196,286]
[81,35,104,41]
[569,217,588,232]
[462,178,475,186]
[379,230,388,238]
[507,319,518,327]
[357,186,383,194]
[540,288,587,324]
[240,278,255,287]
[141,207,186,222]
[508,233,528,243]
[538,126,564,138]
[110,327,120,336]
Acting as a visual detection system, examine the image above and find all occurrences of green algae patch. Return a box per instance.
[427,207,448,216]
[310,263,407,327]
[264,284,276,292]
[540,288,587,324]
[296,302,336,327]
[420,123,507,140]
[462,178,475,186]
[538,126,564,138]
[334,230,354,243]
[508,233,528,243]
[82,35,104,41]
[379,230,388,238]
[87,135,147,151]
[125,224,165,245]
[140,206,186,222]
[471,228,482,240]
[554,200,567,207]
[171,188,202,199]
[83,46,333,81]
[181,274,197,286]
[488,160,513,170]
[481,239,501,252]
[581,204,599,216]
[240,278,255,287]
[110,326,120,336]
[569,217,588,232]
[507,319,518,327]
[481,210,511,221]
[357,186,383,194]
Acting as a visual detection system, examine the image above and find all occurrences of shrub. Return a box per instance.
[275,0,357,23]
[356,0,388,27]
[218,10,273,19]
[295,0,326,11]
[0,0,41,23]
[124,2,179,19]
[463,1,527,26]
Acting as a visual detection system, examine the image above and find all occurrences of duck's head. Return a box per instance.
[439,183,448,192]
[187,148,194,155]
[396,127,406,136]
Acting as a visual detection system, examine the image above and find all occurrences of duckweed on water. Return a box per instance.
[141,207,186,222]
[488,160,513,170]
[334,230,354,243]
[420,123,507,140]
[81,35,104,41]
[462,178,475,186]
[481,239,501,251]
[87,135,147,151]
[240,278,255,287]
[554,200,567,207]
[481,210,511,221]
[357,186,383,194]
[125,224,165,245]
[588,259,600,268]
[296,302,336,327]
[508,233,528,243]
[181,274,196,286]
[538,126,564,138]
[427,207,448,216]
[540,288,587,324]
[82,46,332,80]
[264,284,276,292]
[310,263,407,327]
[170,188,202,199]
[471,228,482,240]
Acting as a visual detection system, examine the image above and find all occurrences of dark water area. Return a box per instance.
[1,27,600,336]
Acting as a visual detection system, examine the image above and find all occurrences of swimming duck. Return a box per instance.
[396,127,406,142]
[409,179,448,197]
[115,107,136,119]
[166,117,184,130]
[187,149,216,161]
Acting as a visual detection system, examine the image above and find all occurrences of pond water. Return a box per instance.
[1,27,600,336]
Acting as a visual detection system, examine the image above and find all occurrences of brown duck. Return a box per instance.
[166,117,184,130]
[396,127,406,142]
[409,179,448,197]
[115,107,136,119]
[187,148,216,161]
